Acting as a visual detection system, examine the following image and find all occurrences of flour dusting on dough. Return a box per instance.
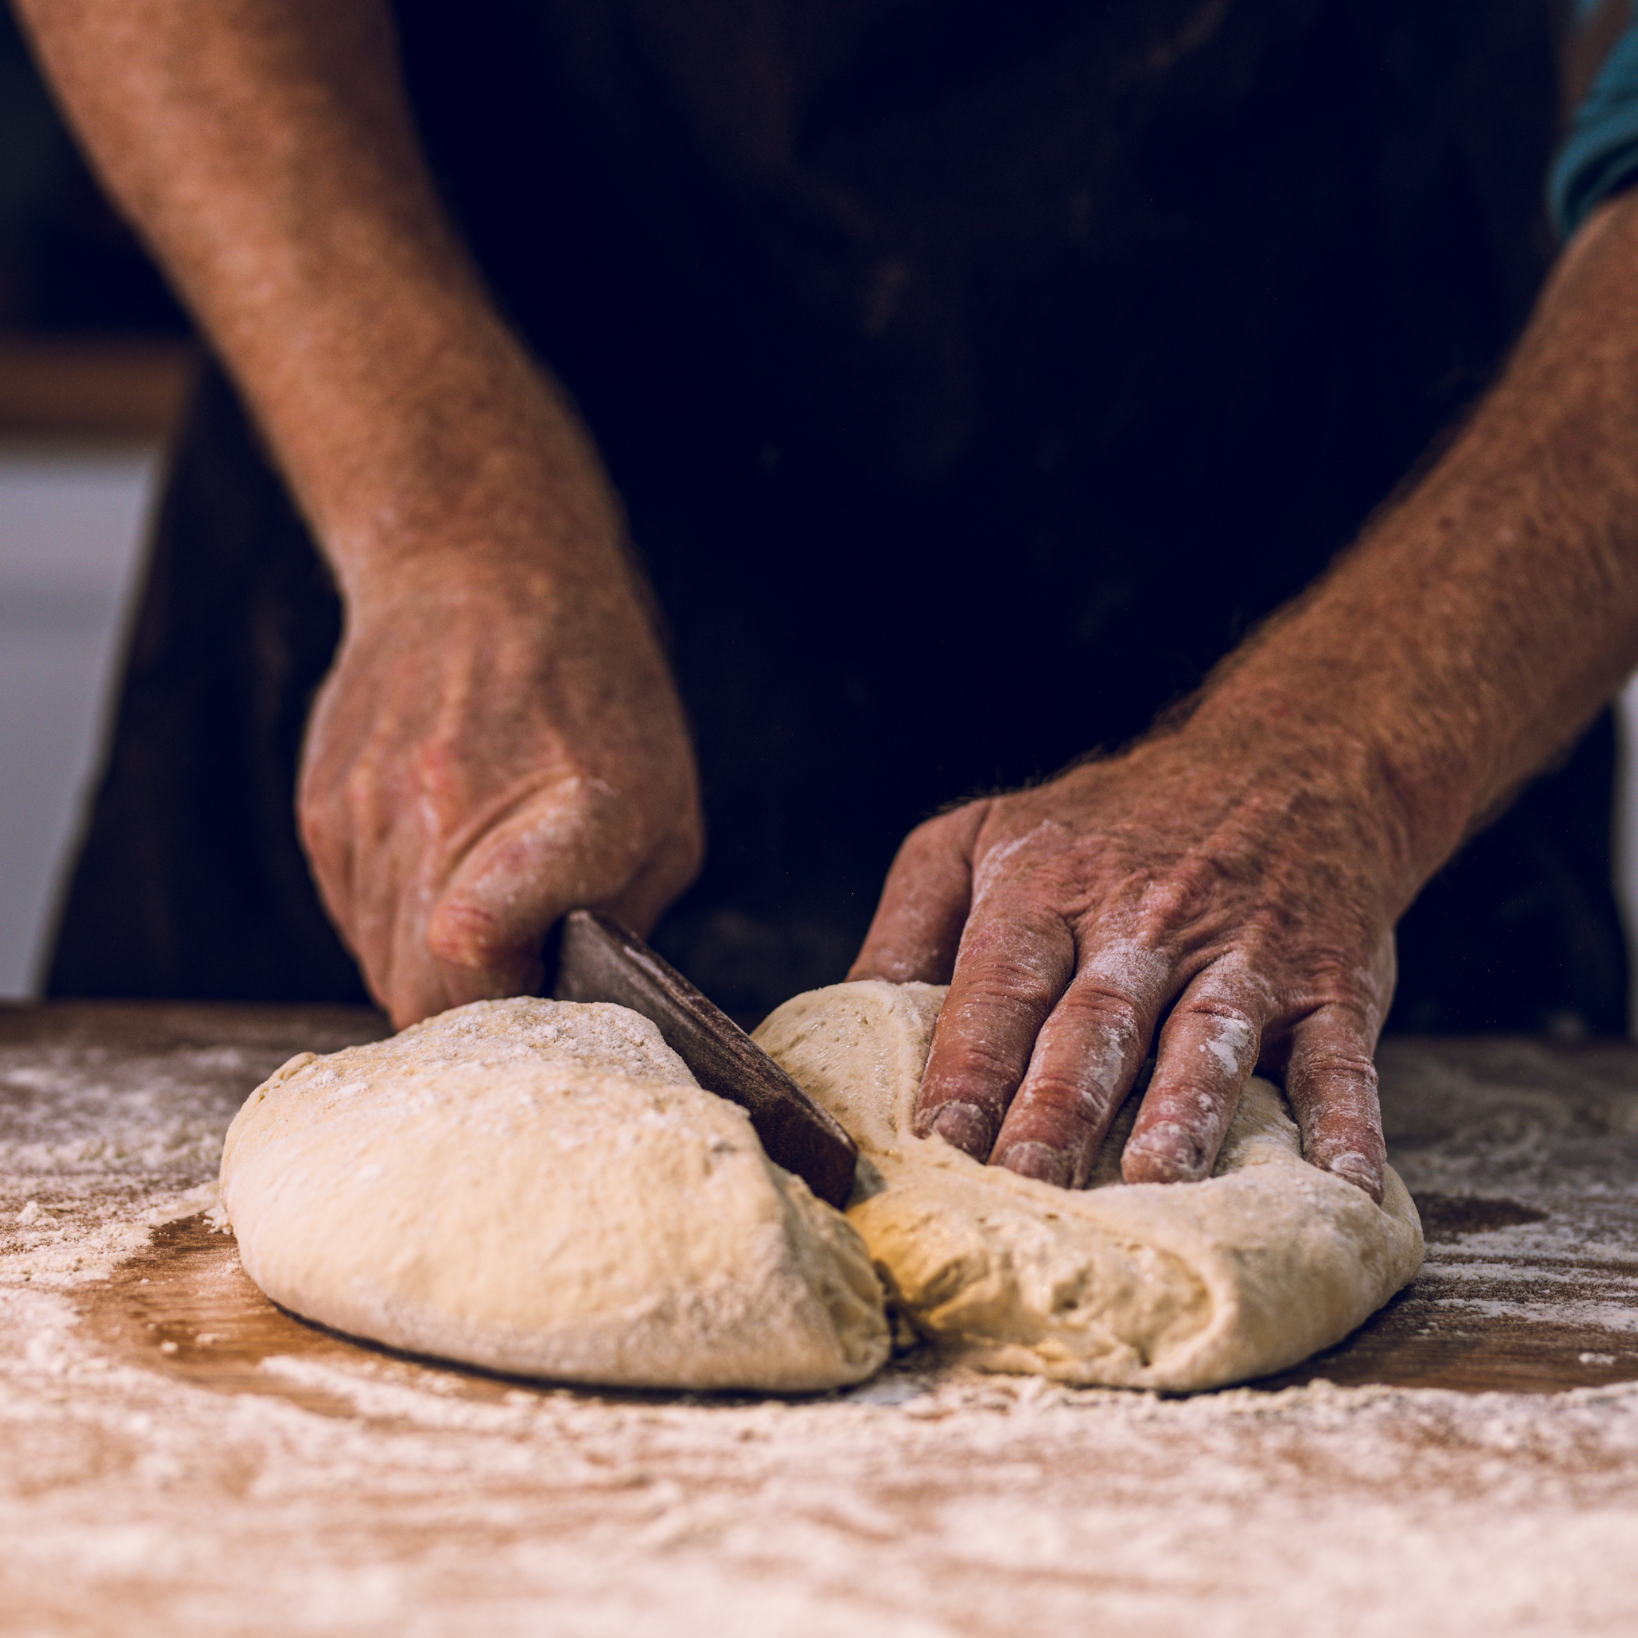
[756,981,1424,1391]
[221,998,889,1392]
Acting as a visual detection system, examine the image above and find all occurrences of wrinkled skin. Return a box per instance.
[840,187,1638,1201]
[851,733,1396,1201]
[299,554,704,1030]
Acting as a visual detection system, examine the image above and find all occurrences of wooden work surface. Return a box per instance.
[4,1000,1633,1401]
[5,1000,1638,1636]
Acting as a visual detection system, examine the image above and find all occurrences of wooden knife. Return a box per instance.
[551,909,859,1208]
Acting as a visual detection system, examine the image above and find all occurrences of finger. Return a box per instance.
[1121,984,1262,1185]
[989,944,1170,1187]
[385,862,454,1027]
[912,901,1075,1159]
[302,779,428,1026]
[422,790,638,1002]
[597,830,704,938]
[353,801,459,1028]
[1280,1006,1386,1202]
[294,670,369,940]
[849,804,989,984]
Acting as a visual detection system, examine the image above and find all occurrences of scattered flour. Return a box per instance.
[3,1015,1638,1636]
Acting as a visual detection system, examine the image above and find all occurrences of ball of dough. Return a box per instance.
[220,998,889,1392]
[754,980,1424,1391]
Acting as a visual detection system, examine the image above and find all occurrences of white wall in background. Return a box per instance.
[0,447,161,996]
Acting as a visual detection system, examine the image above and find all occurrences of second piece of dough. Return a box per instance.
[755,980,1424,1391]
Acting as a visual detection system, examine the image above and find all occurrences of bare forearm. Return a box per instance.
[15,0,618,599]
[1194,189,1638,903]
[858,187,1638,1197]
[17,0,703,1024]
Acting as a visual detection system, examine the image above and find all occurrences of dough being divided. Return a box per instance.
[755,981,1424,1391]
[222,983,1420,1397]
[220,998,889,1391]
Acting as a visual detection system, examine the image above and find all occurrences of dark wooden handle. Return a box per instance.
[551,910,858,1208]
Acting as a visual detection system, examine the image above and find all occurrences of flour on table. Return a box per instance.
[755,980,1425,1391]
[219,998,889,1391]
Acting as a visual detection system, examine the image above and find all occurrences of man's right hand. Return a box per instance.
[298,542,703,1030]
[16,0,707,1028]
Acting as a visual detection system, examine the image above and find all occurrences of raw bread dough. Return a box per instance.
[220,998,889,1391]
[754,981,1425,1391]
[223,983,1420,1397]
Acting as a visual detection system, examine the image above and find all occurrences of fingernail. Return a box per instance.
[1324,1151,1384,1201]
[1123,1121,1209,1182]
[928,1101,994,1157]
[995,1141,1072,1187]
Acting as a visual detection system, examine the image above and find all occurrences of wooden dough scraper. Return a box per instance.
[551,909,858,1208]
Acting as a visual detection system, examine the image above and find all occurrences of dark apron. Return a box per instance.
[50,0,1625,1031]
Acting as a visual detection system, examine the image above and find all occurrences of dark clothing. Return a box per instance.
[49,365,364,1005]
[50,0,1630,1030]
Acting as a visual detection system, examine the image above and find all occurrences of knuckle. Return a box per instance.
[910,807,965,845]
[1286,954,1391,1012]
[1298,1047,1379,1083]
[1057,984,1147,1057]
[923,1034,1027,1119]
[294,788,331,851]
[1019,1072,1119,1129]
[341,754,393,829]
[952,973,1058,1023]
[1288,1011,1381,1082]
[426,898,509,969]
[933,1034,1026,1093]
[952,939,1068,1005]
[987,897,1070,941]
[1065,976,1144,1021]
[1161,999,1260,1078]
[1177,995,1257,1030]
[1292,1056,1382,1122]
[1130,861,1220,934]
[904,802,985,857]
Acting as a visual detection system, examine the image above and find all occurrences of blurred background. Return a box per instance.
[4,2,1638,1031]
[0,7,192,996]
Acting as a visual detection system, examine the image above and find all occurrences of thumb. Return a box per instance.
[849,803,988,985]
[424,795,641,1000]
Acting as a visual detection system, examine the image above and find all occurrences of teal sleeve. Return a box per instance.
[1550,19,1638,238]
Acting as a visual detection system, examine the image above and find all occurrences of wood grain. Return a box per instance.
[1255,1191,1638,1393]
[74,1214,559,1414]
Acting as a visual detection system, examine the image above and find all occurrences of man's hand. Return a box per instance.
[26,3,1638,1078]
[300,549,702,1029]
[858,183,1638,1195]
[17,0,708,1028]
[852,727,1396,1199]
